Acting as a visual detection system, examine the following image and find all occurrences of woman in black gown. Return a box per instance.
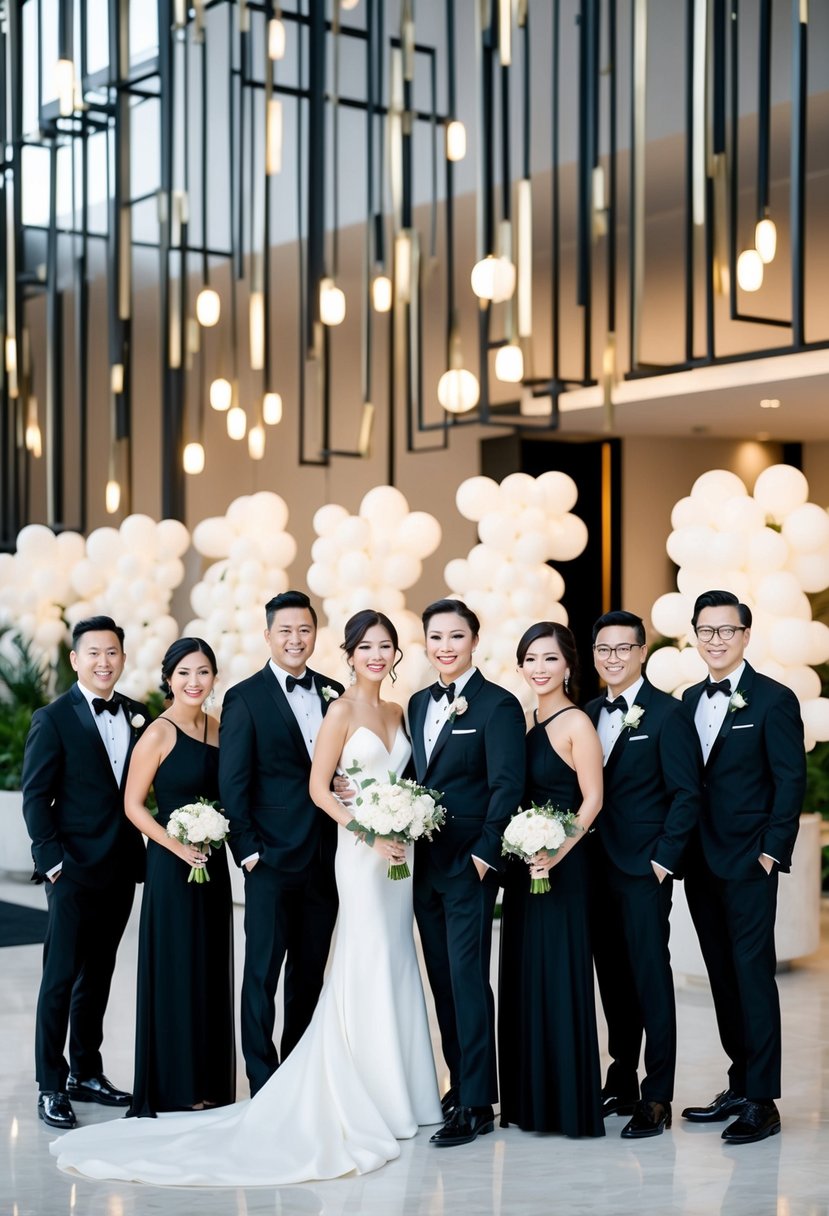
[124,638,234,1116]
[499,622,604,1137]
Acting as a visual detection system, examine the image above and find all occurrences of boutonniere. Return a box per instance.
[729,690,748,713]
[130,713,146,730]
[321,685,339,703]
[621,704,645,731]
[449,696,469,722]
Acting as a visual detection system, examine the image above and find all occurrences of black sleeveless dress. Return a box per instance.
[128,724,235,1116]
[498,708,604,1136]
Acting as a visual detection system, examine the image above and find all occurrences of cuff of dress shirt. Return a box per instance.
[471,854,490,872]
[46,863,62,879]
[761,852,779,865]
[650,860,673,876]
[241,852,260,867]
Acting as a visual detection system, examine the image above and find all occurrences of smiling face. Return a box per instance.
[519,636,568,698]
[167,650,216,709]
[265,607,317,674]
[350,624,396,684]
[592,625,646,696]
[424,612,477,683]
[694,605,750,679]
[70,630,126,697]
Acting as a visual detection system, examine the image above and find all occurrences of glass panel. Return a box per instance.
[130,1,159,64]
[39,0,59,105]
[85,0,110,76]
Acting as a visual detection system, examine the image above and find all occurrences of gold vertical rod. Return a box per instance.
[601,439,613,613]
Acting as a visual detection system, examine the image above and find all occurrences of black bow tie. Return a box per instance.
[430,682,456,704]
[92,697,120,716]
[286,673,314,693]
[603,696,627,714]
[706,679,732,698]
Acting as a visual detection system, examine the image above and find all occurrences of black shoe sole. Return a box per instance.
[722,1122,781,1144]
[621,1122,671,1139]
[38,1111,76,1130]
[431,1120,495,1147]
[66,1089,130,1107]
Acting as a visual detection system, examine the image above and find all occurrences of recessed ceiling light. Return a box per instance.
[760,397,780,409]
[691,425,709,434]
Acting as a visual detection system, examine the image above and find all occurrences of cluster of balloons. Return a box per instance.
[0,525,85,662]
[444,472,589,705]
[647,466,829,750]
[306,486,442,702]
[185,492,298,697]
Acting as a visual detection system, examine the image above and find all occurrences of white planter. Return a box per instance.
[0,789,34,875]
[671,812,823,983]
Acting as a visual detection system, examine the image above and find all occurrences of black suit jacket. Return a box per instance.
[22,685,148,886]
[219,664,344,873]
[585,677,702,876]
[409,670,526,877]
[681,663,805,878]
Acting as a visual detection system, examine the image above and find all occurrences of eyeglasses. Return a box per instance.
[694,625,747,642]
[593,643,640,660]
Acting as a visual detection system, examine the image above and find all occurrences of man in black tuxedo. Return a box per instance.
[680,589,805,1144]
[22,615,147,1129]
[220,590,344,1095]
[586,610,701,1139]
[409,598,525,1147]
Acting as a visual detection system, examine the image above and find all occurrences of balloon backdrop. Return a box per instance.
[0,525,86,660]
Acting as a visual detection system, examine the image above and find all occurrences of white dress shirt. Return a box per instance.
[597,675,645,765]
[693,661,746,763]
[423,666,477,763]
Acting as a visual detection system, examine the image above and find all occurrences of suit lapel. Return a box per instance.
[408,692,429,783]
[603,679,653,781]
[706,663,755,769]
[425,669,485,778]
[311,671,336,718]
[71,685,120,788]
[260,664,308,754]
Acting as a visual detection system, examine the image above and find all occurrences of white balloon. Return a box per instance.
[717,495,766,534]
[708,531,747,570]
[456,476,501,522]
[500,472,536,510]
[155,558,185,590]
[229,537,259,564]
[383,554,422,590]
[334,516,372,551]
[651,593,693,640]
[313,503,350,537]
[670,496,703,530]
[806,621,829,666]
[800,697,829,742]
[338,551,374,588]
[306,562,339,599]
[467,544,493,579]
[16,524,57,561]
[34,619,67,649]
[249,491,289,533]
[754,571,806,617]
[190,583,212,620]
[192,518,235,557]
[746,527,789,576]
[690,469,747,512]
[311,536,339,566]
[547,513,588,561]
[55,530,86,565]
[87,527,123,566]
[119,514,158,555]
[535,470,578,516]
[227,496,256,531]
[260,532,297,569]
[780,665,822,702]
[155,518,191,560]
[478,513,518,554]
[787,552,829,594]
[233,582,259,609]
[781,502,829,554]
[752,464,809,522]
[444,558,471,593]
[677,645,708,684]
[768,618,814,667]
[396,512,442,559]
[359,486,410,526]
[513,531,549,565]
[666,525,716,569]
[645,646,685,693]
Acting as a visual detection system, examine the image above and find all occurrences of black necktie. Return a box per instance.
[286,673,314,693]
[603,696,627,714]
[92,697,119,716]
[430,682,456,704]
[706,679,732,698]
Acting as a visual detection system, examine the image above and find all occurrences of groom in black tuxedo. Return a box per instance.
[22,615,147,1129]
[409,598,525,1147]
[220,590,344,1095]
[680,589,805,1144]
[585,610,702,1139]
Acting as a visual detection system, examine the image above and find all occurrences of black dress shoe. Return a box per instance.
[722,1101,781,1144]
[441,1086,460,1120]
[66,1073,132,1106]
[621,1100,672,1139]
[682,1088,747,1123]
[38,1091,77,1130]
[601,1092,638,1118]
[430,1105,495,1147]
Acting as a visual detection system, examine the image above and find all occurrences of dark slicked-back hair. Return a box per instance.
[72,615,125,649]
[691,589,752,629]
[516,621,581,700]
[421,598,481,637]
[591,610,646,647]
[265,590,317,630]
[160,637,218,698]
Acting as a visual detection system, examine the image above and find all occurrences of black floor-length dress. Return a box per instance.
[128,724,235,1117]
[499,707,604,1137]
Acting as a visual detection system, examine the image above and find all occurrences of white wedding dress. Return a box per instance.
[51,727,442,1186]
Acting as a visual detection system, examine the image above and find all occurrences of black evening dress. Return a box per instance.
[128,723,235,1117]
[498,707,604,1137]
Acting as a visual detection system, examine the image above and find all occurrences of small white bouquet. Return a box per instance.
[344,766,446,880]
[502,802,582,894]
[166,799,231,885]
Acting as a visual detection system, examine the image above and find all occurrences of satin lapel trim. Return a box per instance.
[409,694,428,782]
[261,665,308,753]
[71,689,120,788]
[705,665,755,769]
[602,680,653,779]
[425,669,485,777]
[312,671,332,717]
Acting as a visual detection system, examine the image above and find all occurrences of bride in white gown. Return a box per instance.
[51,610,443,1185]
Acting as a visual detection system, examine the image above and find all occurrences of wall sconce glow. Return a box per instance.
[320,277,346,326]
[25,397,42,457]
[227,406,247,440]
[394,233,413,303]
[5,336,17,373]
[495,342,524,383]
[470,255,516,303]
[249,292,265,370]
[266,99,283,175]
[210,377,232,411]
[110,363,124,394]
[263,392,283,425]
[56,58,75,117]
[196,287,221,327]
[371,274,392,313]
[183,441,205,474]
[760,398,781,409]
[736,248,764,292]
[105,480,121,514]
[446,120,467,162]
[755,218,777,264]
[341,0,360,8]
[248,424,266,460]
[268,18,286,59]
[438,367,480,414]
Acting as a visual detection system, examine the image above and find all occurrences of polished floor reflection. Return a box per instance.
[1,874,827,1216]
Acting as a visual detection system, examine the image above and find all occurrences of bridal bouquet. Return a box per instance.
[502,802,582,894]
[344,766,446,880]
[166,799,231,884]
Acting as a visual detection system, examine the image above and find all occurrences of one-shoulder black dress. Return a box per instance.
[128,723,235,1116]
[498,708,604,1136]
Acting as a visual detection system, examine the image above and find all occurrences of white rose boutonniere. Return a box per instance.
[449,696,469,722]
[729,690,748,713]
[130,714,146,730]
[621,704,645,731]
[321,685,339,703]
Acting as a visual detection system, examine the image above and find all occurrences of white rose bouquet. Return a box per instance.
[166,799,231,885]
[344,765,446,880]
[502,802,582,894]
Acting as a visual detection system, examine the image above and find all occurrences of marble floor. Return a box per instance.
[1,874,827,1216]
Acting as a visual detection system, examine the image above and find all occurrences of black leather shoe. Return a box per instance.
[66,1073,132,1107]
[430,1105,495,1147]
[602,1092,638,1118]
[621,1099,672,1139]
[722,1101,781,1144]
[682,1089,747,1123]
[38,1091,77,1130]
[441,1086,460,1120]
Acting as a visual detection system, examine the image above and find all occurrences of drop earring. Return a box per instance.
[564,672,570,695]
[349,665,356,686]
